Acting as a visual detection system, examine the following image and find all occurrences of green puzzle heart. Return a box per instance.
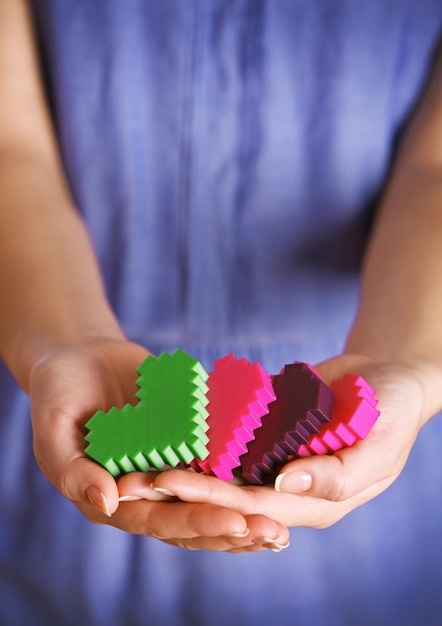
[84,350,210,477]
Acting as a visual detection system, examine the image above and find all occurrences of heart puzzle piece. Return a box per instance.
[84,349,210,476]
[239,362,333,485]
[298,373,380,456]
[195,354,276,480]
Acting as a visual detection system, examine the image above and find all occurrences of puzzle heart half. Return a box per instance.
[84,349,210,476]
[194,354,276,480]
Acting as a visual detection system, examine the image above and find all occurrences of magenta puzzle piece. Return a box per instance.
[195,354,276,480]
[239,362,333,485]
[297,373,380,457]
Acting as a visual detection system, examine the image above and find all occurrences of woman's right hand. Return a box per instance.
[29,338,289,553]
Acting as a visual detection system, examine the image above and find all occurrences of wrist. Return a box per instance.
[342,337,442,426]
[5,312,125,392]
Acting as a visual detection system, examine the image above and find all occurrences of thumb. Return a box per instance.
[273,390,416,503]
[274,358,423,501]
[273,443,393,501]
[32,405,120,518]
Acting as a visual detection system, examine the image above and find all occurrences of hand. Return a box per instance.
[29,339,289,552]
[147,354,435,529]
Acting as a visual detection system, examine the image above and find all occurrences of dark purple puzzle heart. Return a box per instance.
[239,362,333,485]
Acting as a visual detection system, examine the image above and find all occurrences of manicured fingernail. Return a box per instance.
[228,528,250,538]
[270,541,291,553]
[274,470,312,493]
[86,486,111,517]
[119,495,143,502]
[151,485,176,497]
[257,536,279,544]
[251,535,290,551]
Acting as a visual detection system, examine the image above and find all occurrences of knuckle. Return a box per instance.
[141,505,169,538]
[54,468,73,500]
[321,457,350,502]
[187,504,205,536]
[151,533,197,550]
[324,475,348,502]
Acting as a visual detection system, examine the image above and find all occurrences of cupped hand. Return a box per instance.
[147,354,435,530]
[29,339,288,552]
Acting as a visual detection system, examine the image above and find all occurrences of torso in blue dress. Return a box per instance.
[1,2,441,624]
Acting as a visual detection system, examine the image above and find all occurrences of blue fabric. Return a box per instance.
[1,1,442,624]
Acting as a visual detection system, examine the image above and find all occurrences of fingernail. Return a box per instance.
[274,471,312,493]
[151,485,176,497]
[255,535,279,544]
[251,535,290,551]
[86,486,112,517]
[119,495,143,502]
[270,541,291,553]
[228,528,250,538]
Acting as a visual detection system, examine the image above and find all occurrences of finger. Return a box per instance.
[160,535,268,552]
[151,469,294,524]
[108,499,250,539]
[151,469,258,513]
[117,471,175,502]
[150,467,364,528]
[117,476,289,546]
[165,523,290,553]
[129,512,289,553]
[32,406,120,516]
[159,537,257,552]
[58,456,121,517]
[227,545,269,554]
[244,514,290,550]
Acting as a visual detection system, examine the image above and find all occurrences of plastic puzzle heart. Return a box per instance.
[195,354,276,480]
[239,362,333,485]
[85,349,210,476]
[297,373,380,456]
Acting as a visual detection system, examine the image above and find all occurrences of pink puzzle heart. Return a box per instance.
[298,373,380,456]
[195,354,276,480]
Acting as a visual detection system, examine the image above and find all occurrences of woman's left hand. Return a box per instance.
[140,355,434,531]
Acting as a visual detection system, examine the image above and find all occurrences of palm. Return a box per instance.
[29,339,150,518]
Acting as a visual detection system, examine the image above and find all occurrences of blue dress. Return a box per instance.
[1,1,442,624]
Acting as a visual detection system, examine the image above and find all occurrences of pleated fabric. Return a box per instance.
[1,2,441,624]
